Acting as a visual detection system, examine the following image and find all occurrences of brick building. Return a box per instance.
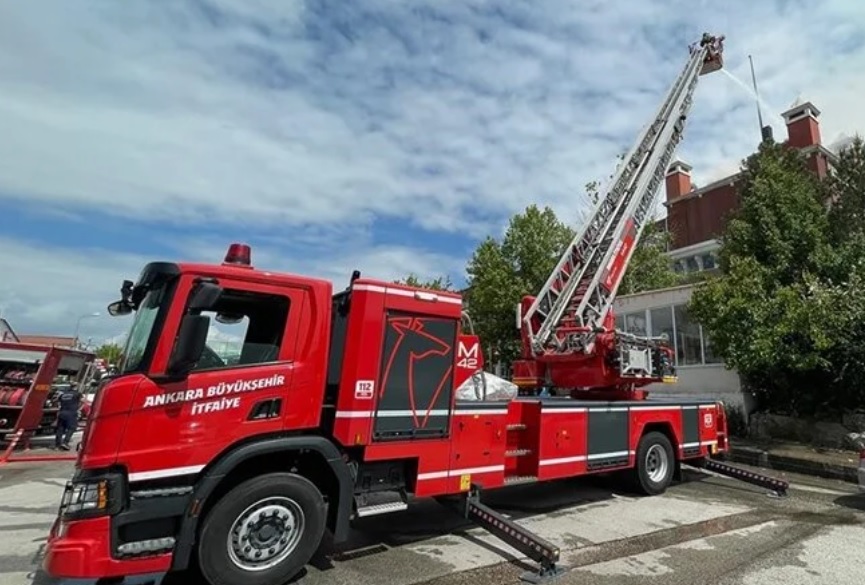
[660,98,843,277]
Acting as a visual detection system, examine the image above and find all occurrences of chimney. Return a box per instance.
[665,159,693,201]
[781,98,821,148]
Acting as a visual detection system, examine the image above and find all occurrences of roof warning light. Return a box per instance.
[224,243,252,267]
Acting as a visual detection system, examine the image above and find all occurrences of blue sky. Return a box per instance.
[1,0,864,343]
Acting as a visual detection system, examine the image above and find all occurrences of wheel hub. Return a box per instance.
[227,497,305,572]
[645,444,669,483]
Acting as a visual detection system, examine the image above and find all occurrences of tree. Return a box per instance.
[716,141,828,283]
[688,139,854,415]
[826,136,865,243]
[822,136,865,282]
[464,205,575,366]
[393,273,454,291]
[95,343,123,365]
[818,136,865,408]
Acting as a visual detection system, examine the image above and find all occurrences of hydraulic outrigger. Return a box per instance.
[452,459,788,583]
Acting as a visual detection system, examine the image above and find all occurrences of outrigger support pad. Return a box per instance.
[458,485,566,584]
[698,458,790,497]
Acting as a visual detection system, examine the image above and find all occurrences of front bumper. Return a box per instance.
[44,469,189,583]
[43,514,171,582]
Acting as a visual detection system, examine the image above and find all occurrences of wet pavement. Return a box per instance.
[2,459,863,585]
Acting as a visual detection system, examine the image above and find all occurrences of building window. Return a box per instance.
[701,253,717,270]
[649,306,674,346]
[673,304,702,365]
[685,256,700,273]
[624,312,647,336]
[615,303,721,368]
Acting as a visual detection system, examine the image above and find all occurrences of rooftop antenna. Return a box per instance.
[748,55,772,142]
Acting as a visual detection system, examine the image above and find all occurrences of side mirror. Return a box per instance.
[107,300,132,317]
[166,314,211,377]
[188,281,223,312]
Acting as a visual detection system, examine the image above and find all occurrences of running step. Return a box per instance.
[504,475,538,486]
[354,490,408,518]
[506,448,533,457]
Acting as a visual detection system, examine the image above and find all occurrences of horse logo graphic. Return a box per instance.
[378,316,454,429]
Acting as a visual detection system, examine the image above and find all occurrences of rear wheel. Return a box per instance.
[197,473,326,585]
[632,431,675,496]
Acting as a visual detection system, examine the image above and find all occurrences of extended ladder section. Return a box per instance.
[522,34,725,358]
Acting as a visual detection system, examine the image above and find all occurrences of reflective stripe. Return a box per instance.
[128,465,205,482]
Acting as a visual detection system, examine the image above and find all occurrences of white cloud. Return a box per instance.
[1,1,863,233]
[0,238,147,343]
[1,0,864,340]
[0,236,464,343]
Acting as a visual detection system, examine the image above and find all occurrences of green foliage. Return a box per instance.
[95,343,123,364]
[464,205,575,365]
[716,140,828,283]
[394,273,454,291]
[826,137,865,243]
[690,136,865,416]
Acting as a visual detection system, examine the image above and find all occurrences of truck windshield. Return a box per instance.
[120,285,168,374]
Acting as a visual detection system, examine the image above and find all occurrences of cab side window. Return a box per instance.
[191,288,290,372]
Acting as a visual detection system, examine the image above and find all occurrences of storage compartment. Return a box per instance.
[0,343,94,443]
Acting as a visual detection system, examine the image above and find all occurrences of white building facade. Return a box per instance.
[612,284,753,412]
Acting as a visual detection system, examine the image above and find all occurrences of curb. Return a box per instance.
[728,444,859,484]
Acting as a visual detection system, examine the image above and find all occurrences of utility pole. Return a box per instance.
[749,55,772,142]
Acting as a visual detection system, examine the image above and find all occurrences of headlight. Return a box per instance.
[59,472,125,520]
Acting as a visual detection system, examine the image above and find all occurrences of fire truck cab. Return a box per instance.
[46,244,486,585]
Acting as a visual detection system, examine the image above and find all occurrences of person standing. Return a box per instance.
[54,384,81,451]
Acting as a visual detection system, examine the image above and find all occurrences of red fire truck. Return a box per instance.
[41,33,787,585]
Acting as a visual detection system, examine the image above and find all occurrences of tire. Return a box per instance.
[196,472,327,585]
[632,431,675,496]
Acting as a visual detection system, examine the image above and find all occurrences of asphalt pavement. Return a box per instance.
[1,459,862,585]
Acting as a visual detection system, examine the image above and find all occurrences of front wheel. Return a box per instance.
[632,431,675,496]
[197,472,327,585]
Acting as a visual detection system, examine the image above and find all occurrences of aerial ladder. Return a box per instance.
[513,33,725,399]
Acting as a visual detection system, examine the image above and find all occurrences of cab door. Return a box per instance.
[122,275,307,470]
